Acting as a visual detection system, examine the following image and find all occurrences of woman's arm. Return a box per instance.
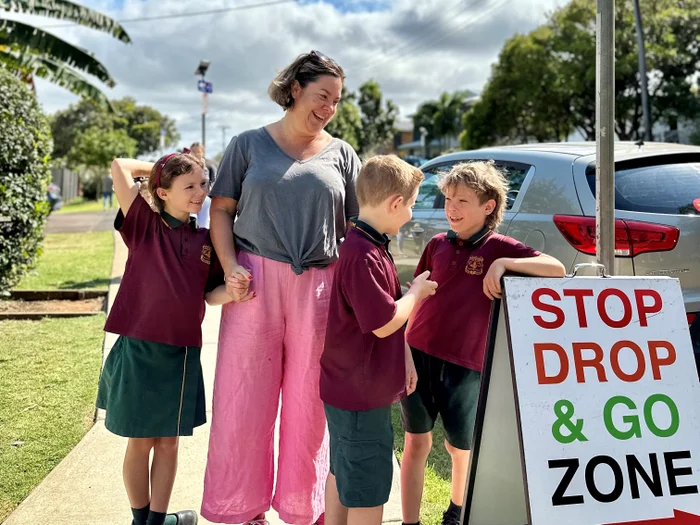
[209,196,253,301]
[111,158,154,216]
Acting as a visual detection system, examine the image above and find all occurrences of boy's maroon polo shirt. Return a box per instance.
[104,194,223,347]
[406,228,540,372]
[320,220,406,411]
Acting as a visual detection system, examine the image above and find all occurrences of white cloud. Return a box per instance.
[16,0,567,157]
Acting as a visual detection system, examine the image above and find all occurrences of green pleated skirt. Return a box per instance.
[96,335,206,438]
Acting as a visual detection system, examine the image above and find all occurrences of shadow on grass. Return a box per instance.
[391,404,452,480]
[58,278,113,290]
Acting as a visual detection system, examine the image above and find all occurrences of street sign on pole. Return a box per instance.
[596,0,615,276]
[197,80,213,94]
[195,60,212,150]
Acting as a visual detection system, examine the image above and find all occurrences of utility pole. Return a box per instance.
[632,0,652,141]
[220,125,230,153]
[596,0,615,276]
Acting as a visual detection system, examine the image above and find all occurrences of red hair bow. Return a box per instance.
[154,149,192,187]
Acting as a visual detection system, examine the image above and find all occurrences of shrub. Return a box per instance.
[0,69,53,294]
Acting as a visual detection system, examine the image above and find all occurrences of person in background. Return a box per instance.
[102,172,114,210]
[190,142,217,228]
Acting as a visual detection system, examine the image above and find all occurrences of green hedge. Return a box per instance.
[0,69,54,294]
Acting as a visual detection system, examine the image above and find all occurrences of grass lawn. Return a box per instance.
[392,404,452,525]
[0,315,106,521]
[56,197,116,214]
[15,231,113,291]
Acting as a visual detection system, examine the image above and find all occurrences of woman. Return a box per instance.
[201,51,360,525]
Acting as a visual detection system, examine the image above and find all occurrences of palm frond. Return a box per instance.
[0,0,130,43]
[0,18,115,86]
[0,48,113,110]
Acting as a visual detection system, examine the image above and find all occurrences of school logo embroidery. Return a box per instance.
[201,245,212,265]
[465,256,484,275]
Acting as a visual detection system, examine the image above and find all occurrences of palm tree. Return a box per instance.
[0,0,131,109]
[432,91,474,150]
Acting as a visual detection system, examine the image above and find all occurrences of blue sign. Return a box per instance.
[197,80,213,94]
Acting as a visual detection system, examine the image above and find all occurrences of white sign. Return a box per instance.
[505,276,700,525]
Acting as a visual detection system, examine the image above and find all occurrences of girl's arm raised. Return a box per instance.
[111,158,154,216]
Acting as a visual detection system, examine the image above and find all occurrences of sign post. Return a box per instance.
[197,79,213,149]
[596,0,615,276]
[464,275,700,525]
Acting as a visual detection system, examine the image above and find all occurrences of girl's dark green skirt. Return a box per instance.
[96,335,206,438]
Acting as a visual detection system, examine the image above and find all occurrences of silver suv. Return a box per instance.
[392,141,700,360]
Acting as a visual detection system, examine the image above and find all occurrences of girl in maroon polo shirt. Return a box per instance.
[96,151,234,525]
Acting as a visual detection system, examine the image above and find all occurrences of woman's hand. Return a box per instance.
[225,265,254,302]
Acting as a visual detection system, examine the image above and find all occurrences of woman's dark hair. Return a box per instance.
[268,50,345,110]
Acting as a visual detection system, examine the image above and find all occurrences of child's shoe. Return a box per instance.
[441,501,462,525]
[171,510,198,524]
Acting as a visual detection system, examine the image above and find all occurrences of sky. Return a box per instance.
[5,0,567,158]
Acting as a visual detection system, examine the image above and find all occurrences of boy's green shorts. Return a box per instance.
[324,404,394,508]
[401,346,481,450]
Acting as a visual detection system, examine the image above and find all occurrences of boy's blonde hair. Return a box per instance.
[438,161,509,231]
[357,155,424,207]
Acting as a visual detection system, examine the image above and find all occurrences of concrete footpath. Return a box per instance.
[5,232,402,525]
[45,210,117,234]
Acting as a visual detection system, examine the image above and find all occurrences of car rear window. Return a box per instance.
[587,161,700,215]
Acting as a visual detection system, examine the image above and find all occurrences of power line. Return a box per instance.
[40,0,296,29]
[357,0,509,77]
[352,0,470,73]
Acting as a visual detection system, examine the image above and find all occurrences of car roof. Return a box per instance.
[422,141,700,169]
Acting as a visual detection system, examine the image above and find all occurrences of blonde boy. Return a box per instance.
[400,161,566,525]
[320,155,438,525]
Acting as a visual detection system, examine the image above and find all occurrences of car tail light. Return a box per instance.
[689,313,697,325]
[553,215,679,257]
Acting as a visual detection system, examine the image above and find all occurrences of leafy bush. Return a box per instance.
[0,68,53,294]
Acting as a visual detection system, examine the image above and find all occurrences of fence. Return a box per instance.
[50,168,79,202]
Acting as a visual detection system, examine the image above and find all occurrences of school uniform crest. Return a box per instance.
[200,245,212,265]
[465,256,484,275]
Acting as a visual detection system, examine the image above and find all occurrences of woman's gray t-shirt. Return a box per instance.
[211,127,360,274]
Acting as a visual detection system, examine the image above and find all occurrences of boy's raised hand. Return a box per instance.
[408,270,438,301]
